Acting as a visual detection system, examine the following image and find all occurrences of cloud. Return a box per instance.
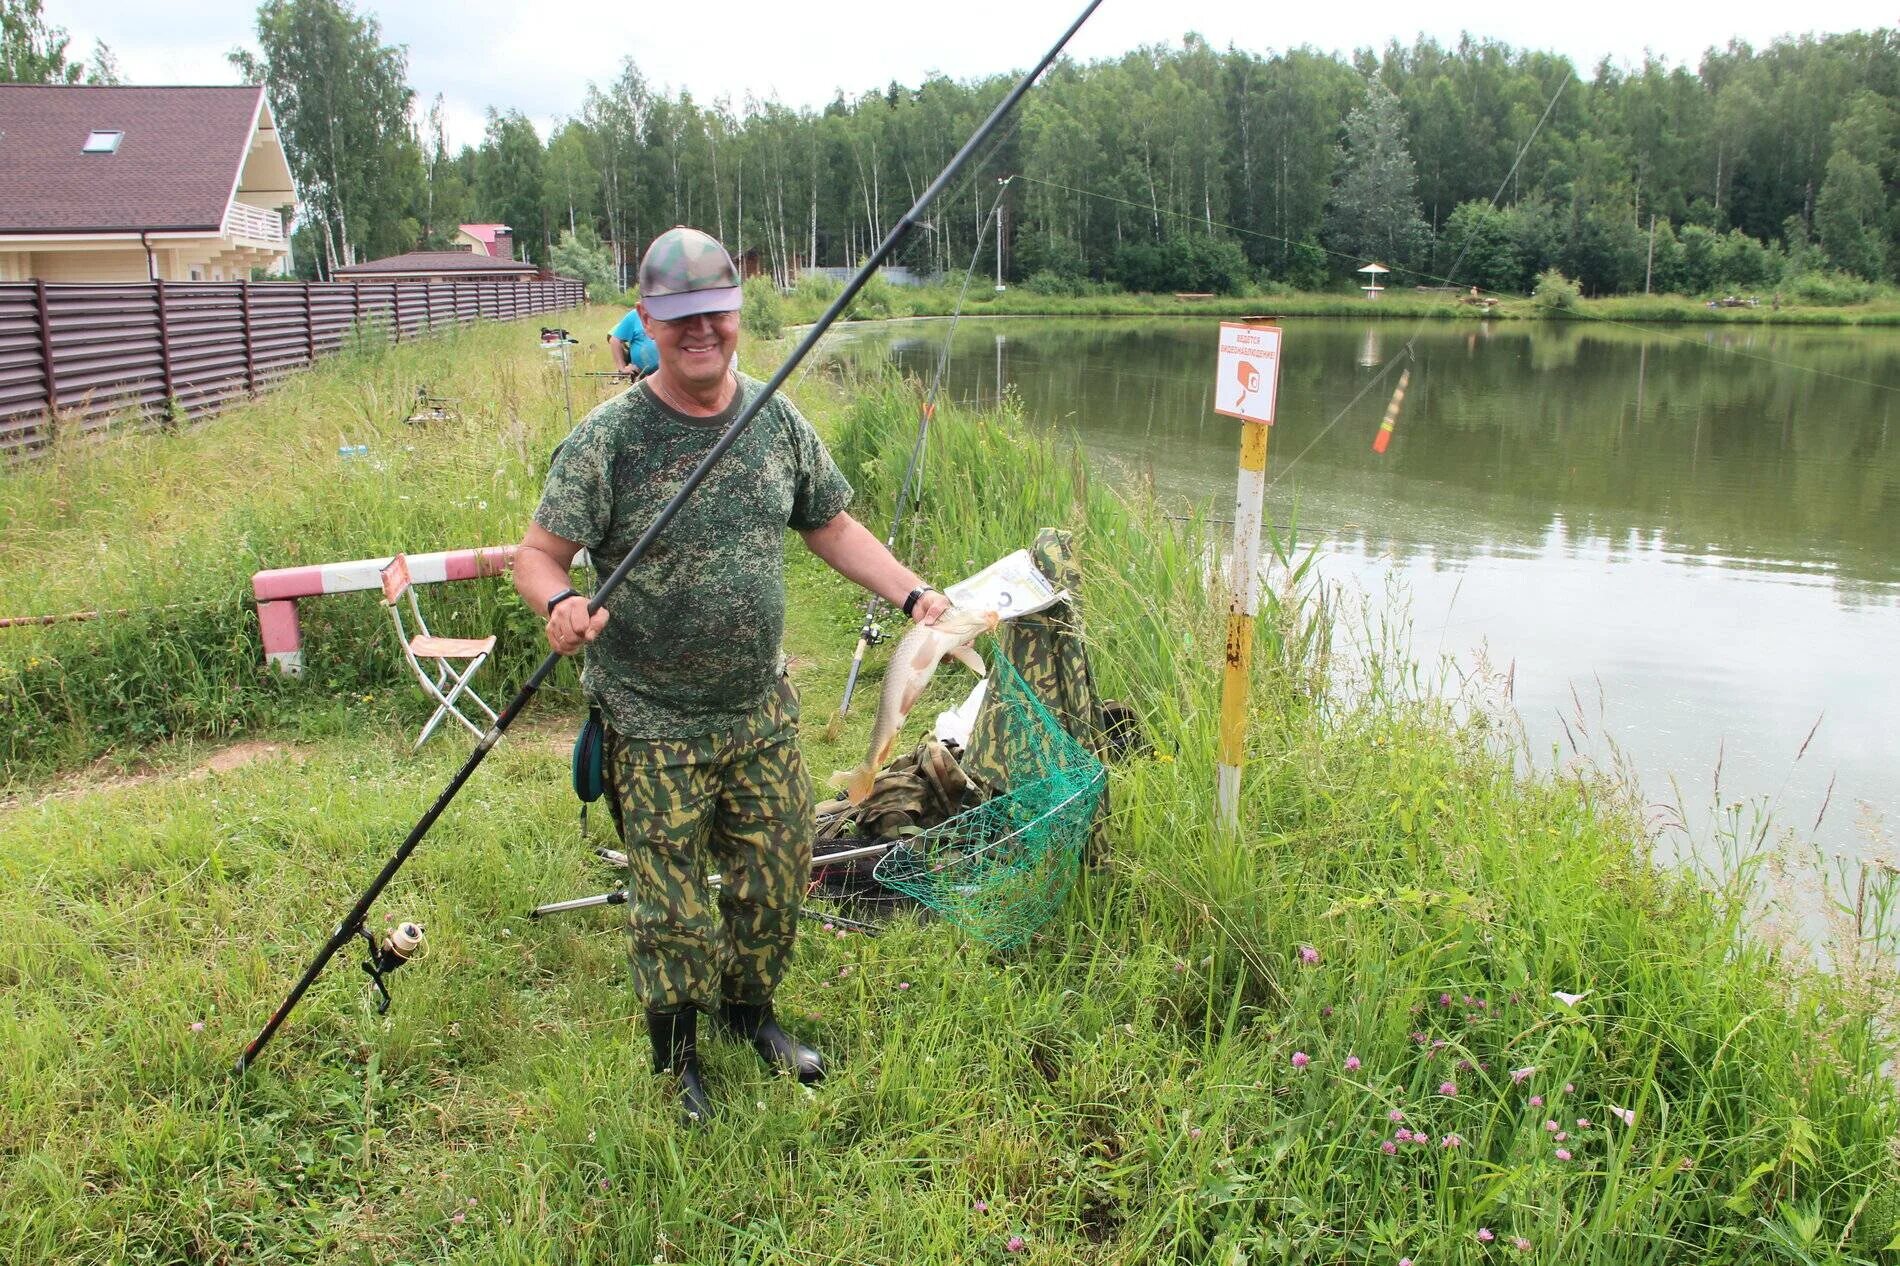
[49,0,1895,153]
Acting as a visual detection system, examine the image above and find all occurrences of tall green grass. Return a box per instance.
[833,377,1900,1262]
[0,314,632,779]
[0,331,1895,1263]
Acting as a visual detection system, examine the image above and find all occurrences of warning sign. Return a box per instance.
[1213,322,1282,425]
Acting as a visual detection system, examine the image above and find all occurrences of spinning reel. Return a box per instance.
[356,919,425,1014]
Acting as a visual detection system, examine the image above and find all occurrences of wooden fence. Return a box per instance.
[0,276,587,456]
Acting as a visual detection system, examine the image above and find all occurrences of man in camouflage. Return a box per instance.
[514,225,950,1125]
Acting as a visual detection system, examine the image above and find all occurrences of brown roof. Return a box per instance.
[332,251,539,277]
[0,84,269,233]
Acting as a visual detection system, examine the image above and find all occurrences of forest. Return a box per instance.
[28,0,1900,299]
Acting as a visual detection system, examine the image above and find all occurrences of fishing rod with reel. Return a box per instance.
[233,0,1106,1075]
[827,174,1018,739]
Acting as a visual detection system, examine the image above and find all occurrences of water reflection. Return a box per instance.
[833,316,1900,864]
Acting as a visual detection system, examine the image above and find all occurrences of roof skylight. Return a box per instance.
[82,130,123,155]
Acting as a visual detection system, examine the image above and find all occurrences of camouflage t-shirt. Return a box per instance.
[532,372,853,739]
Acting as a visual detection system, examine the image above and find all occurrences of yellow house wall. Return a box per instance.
[10,249,152,283]
[0,239,288,283]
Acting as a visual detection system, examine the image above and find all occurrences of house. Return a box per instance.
[331,251,539,282]
[0,84,296,283]
[454,223,514,259]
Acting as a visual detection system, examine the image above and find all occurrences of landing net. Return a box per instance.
[872,652,1105,949]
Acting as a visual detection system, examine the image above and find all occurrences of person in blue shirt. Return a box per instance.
[609,308,660,378]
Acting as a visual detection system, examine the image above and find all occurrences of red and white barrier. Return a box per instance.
[252,545,582,676]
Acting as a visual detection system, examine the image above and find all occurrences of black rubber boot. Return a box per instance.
[647,1008,714,1126]
[718,999,825,1083]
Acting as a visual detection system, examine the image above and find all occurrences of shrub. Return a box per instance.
[1531,268,1581,313]
[1784,270,1876,306]
[1023,270,1109,298]
[1107,234,1251,295]
[793,272,842,305]
[550,225,617,300]
[740,275,783,339]
[847,267,900,319]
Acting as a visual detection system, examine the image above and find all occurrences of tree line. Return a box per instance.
[224,1,1897,295]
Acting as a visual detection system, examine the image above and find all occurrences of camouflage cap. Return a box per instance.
[638,226,742,320]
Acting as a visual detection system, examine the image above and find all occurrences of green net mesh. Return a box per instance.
[872,652,1107,949]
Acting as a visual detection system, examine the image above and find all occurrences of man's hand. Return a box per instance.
[911,589,950,626]
[547,595,609,655]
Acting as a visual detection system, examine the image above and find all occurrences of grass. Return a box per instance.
[778,279,1900,328]
[2,310,1898,1264]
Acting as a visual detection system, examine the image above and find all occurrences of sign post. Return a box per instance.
[1211,321,1283,833]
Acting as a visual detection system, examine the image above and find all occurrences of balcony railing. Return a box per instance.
[223,200,286,245]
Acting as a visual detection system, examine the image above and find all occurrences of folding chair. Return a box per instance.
[379,553,499,749]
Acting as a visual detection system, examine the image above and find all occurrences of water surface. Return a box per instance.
[835,316,1900,866]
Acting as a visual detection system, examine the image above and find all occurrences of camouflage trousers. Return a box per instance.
[602,675,812,1014]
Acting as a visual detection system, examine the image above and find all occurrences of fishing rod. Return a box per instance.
[233,0,1106,1075]
[828,175,1017,738]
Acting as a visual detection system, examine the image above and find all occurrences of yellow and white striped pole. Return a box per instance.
[1211,320,1283,833]
[1219,417,1270,829]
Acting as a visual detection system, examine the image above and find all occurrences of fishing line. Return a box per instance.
[1015,69,1899,405]
[1265,68,1573,487]
[1010,172,1900,400]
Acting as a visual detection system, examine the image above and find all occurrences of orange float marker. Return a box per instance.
[1372,368,1410,454]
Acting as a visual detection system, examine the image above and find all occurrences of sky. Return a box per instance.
[48,0,1898,151]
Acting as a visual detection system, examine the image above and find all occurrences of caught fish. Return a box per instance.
[831,605,998,804]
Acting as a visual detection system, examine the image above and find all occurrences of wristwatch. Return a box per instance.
[902,586,938,618]
[546,587,582,615]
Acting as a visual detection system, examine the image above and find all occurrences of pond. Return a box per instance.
[830,315,1900,871]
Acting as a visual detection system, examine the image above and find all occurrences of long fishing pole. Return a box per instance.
[234,0,1106,1075]
[828,175,1017,738]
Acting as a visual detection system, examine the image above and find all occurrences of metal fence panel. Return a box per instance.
[165,283,249,417]
[46,283,165,428]
[0,276,585,457]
